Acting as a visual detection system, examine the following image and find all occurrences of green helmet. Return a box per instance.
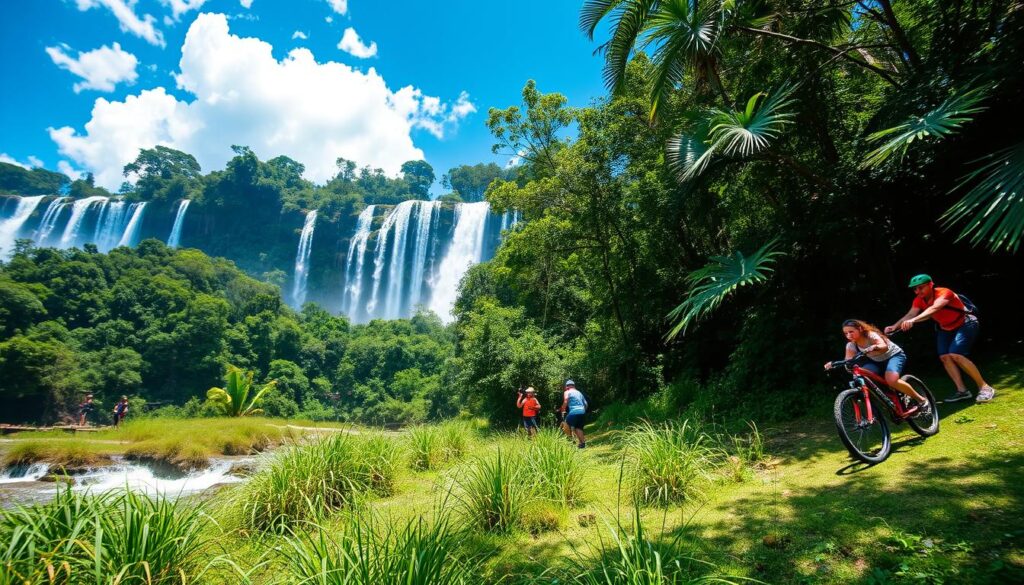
[908,274,933,287]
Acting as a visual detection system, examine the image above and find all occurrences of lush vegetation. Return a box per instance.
[0,241,455,424]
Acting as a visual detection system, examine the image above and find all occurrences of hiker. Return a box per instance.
[884,274,996,402]
[560,380,588,449]
[825,319,931,417]
[516,387,541,438]
[112,396,129,427]
[78,394,95,426]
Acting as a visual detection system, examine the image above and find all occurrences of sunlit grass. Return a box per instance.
[621,420,722,506]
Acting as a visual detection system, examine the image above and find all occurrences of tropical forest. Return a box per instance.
[0,1,1021,584]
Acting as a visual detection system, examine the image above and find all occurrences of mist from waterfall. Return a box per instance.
[291,210,318,307]
[0,195,44,257]
[428,202,491,323]
[167,200,191,248]
[34,197,69,245]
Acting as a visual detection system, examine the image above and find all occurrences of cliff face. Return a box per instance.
[0,194,513,321]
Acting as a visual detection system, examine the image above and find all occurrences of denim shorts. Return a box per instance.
[565,412,585,430]
[860,351,907,377]
[936,316,979,356]
[522,416,538,430]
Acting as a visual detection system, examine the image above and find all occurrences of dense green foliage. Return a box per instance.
[452,0,1023,422]
[0,241,455,424]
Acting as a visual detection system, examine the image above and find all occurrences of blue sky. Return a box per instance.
[0,0,608,194]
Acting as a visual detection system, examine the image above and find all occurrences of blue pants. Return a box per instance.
[936,317,979,356]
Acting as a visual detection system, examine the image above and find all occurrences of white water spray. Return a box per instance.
[342,205,375,318]
[0,195,45,257]
[59,196,108,248]
[167,200,191,248]
[34,197,69,245]
[407,200,439,313]
[428,202,491,322]
[291,210,318,307]
[117,202,147,247]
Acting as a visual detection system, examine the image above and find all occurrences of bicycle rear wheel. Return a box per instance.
[903,375,940,437]
[834,388,891,464]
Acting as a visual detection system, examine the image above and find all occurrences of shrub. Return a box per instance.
[453,449,533,534]
[280,513,472,585]
[0,488,213,585]
[241,433,370,533]
[408,425,445,471]
[623,420,721,506]
[527,428,586,507]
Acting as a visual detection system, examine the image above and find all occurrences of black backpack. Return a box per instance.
[953,293,979,318]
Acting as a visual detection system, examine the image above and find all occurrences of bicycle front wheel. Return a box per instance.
[834,388,891,464]
[903,375,940,437]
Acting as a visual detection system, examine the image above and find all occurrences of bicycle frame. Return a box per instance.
[847,364,914,424]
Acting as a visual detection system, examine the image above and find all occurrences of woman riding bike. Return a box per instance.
[824,319,932,418]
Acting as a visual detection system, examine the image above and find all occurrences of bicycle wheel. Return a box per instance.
[833,388,891,464]
[903,374,940,437]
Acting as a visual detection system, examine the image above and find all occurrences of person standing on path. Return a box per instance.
[112,396,129,428]
[78,394,95,426]
[884,274,997,402]
[560,380,588,449]
[516,387,541,438]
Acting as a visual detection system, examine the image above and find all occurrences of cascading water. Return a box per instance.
[0,195,45,257]
[407,200,439,314]
[92,200,131,252]
[167,200,191,248]
[34,197,69,245]
[59,196,108,248]
[291,210,318,307]
[342,205,376,318]
[366,203,415,319]
[382,201,418,319]
[117,202,147,247]
[428,202,491,323]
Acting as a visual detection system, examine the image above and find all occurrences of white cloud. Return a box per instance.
[338,27,377,58]
[0,154,43,169]
[58,161,86,180]
[292,30,308,40]
[49,13,475,190]
[326,0,347,15]
[75,0,165,47]
[160,0,208,20]
[240,0,253,7]
[45,42,139,93]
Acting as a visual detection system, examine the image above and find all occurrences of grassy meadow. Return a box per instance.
[1,359,1022,584]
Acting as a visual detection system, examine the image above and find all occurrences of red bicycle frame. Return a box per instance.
[848,364,915,424]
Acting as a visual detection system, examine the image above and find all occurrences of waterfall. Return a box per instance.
[59,196,108,248]
[366,203,411,319]
[428,202,491,323]
[92,200,130,252]
[407,200,438,314]
[117,202,147,247]
[0,195,45,257]
[34,197,69,245]
[291,210,318,307]
[382,201,417,319]
[342,205,375,318]
[167,200,191,248]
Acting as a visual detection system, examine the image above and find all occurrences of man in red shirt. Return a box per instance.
[516,387,541,437]
[885,274,996,402]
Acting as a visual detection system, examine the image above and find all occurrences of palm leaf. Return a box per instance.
[665,238,786,340]
[580,0,627,40]
[860,84,990,169]
[942,141,1024,253]
[666,117,716,182]
[646,0,723,118]
[708,84,796,157]
[600,0,660,94]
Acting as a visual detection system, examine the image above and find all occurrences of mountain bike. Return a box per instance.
[826,354,940,464]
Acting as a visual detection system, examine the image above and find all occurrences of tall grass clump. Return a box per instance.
[571,506,739,585]
[0,488,213,585]
[528,428,586,507]
[241,433,372,533]
[623,420,721,506]
[355,434,402,497]
[280,513,472,585]
[407,422,474,471]
[453,448,533,534]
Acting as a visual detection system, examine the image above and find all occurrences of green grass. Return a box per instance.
[621,420,722,506]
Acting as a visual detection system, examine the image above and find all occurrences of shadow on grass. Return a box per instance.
[693,450,1024,584]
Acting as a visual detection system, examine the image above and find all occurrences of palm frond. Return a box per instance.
[580,0,627,40]
[722,0,776,29]
[665,238,786,340]
[646,0,723,118]
[666,118,716,182]
[708,84,796,157]
[860,84,990,169]
[602,0,660,94]
[942,141,1024,253]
